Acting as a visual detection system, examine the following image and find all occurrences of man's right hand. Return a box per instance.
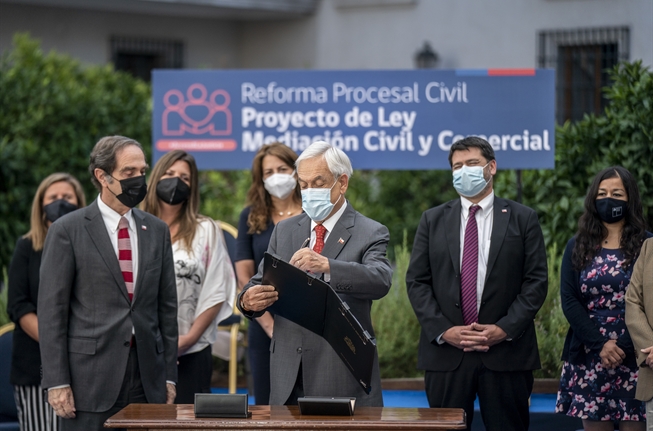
[241,285,278,312]
[48,387,76,419]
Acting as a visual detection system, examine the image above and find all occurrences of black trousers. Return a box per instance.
[425,352,533,431]
[60,343,146,431]
[176,345,213,404]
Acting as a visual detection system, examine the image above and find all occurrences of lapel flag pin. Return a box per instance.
[142,225,147,230]
[338,238,344,244]
[502,209,508,213]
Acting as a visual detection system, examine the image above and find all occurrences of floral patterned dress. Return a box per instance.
[556,248,646,421]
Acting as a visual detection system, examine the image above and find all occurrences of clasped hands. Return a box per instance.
[443,323,507,352]
[599,339,625,369]
[241,248,329,313]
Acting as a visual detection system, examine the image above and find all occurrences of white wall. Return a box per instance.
[0,2,241,69]
[242,0,653,69]
[1,0,650,70]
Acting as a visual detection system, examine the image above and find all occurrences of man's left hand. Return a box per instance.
[166,383,176,404]
[290,248,330,274]
[460,323,508,352]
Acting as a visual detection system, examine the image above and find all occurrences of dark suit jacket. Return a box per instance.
[237,204,393,406]
[406,196,548,372]
[7,237,42,386]
[38,199,178,412]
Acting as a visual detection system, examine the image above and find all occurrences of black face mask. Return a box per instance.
[156,177,191,205]
[107,174,147,208]
[595,197,628,224]
[43,199,78,223]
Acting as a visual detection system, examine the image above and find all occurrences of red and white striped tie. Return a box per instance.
[118,216,134,301]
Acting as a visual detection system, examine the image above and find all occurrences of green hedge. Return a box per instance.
[0,33,151,271]
[494,61,653,251]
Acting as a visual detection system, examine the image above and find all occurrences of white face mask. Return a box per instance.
[263,173,297,200]
[452,163,490,198]
[301,178,342,222]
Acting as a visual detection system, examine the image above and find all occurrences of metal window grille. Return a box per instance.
[110,36,184,82]
[538,27,629,124]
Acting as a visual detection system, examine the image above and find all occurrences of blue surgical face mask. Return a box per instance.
[301,178,342,222]
[452,163,490,198]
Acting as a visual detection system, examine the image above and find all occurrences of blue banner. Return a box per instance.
[152,69,554,170]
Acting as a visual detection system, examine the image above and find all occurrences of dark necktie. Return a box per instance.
[313,224,327,254]
[461,205,480,325]
[118,216,134,301]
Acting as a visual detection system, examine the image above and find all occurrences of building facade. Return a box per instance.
[1,0,651,122]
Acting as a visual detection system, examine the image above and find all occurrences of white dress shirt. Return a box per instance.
[460,191,494,313]
[309,199,347,281]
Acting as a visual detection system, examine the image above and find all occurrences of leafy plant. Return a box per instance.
[534,244,568,378]
[199,170,251,226]
[495,61,653,251]
[371,231,422,378]
[0,266,10,326]
[0,33,151,270]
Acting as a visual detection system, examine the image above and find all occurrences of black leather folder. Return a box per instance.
[298,396,356,416]
[261,252,375,394]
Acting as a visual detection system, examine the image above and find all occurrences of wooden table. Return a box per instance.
[105,404,466,430]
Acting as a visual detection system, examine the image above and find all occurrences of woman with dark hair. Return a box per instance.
[556,166,650,430]
[8,172,86,431]
[234,142,301,405]
[143,150,235,403]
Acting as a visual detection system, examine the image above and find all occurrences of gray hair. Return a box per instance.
[88,135,143,191]
[295,141,353,178]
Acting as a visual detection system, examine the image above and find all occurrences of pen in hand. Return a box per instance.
[300,237,310,249]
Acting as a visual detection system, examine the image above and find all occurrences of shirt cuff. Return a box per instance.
[48,385,70,391]
[166,381,176,386]
[436,332,445,345]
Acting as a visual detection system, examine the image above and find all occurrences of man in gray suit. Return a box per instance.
[238,141,392,406]
[38,136,178,430]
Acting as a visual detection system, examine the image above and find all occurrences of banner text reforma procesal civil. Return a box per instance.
[239,81,549,156]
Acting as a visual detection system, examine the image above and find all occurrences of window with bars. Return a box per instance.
[538,27,629,124]
[110,36,184,82]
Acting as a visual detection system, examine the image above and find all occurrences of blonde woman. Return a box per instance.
[8,173,86,431]
[143,150,235,403]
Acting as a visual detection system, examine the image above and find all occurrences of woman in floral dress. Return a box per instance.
[556,166,651,430]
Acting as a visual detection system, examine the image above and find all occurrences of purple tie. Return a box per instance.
[461,205,480,325]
